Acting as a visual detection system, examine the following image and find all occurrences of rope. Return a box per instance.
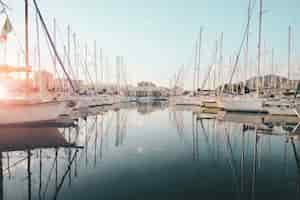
[32,0,77,93]
[226,0,257,88]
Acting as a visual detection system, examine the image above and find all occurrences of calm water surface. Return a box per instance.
[1,102,300,200]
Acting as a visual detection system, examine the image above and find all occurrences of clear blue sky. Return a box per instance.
[4,0,300,88]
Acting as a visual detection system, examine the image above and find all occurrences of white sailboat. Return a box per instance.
[0,1,74,125]
[172,94,202,106]
[217,95,267,113]
[217,0,266,113]
[0,98,71,125]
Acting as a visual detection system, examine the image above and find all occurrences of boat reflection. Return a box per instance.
[0,104,300,200]
[0,127,82,200]
[172,109,300,200]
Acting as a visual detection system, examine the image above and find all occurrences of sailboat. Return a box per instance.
[217,0,268,113]
[0,1,74,125]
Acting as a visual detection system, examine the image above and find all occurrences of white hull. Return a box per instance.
[0,100,69,125]
[217,97,267,113]
[174,96,202,106]
[76,95,114,109]
[266,106,296,116]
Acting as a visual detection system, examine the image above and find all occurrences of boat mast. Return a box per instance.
[25,0,29,96]
[116,56,120,94]
[33,0,76,92]
[257,0,263,95]
[53,18,58,91]
[288,25,291,88]
[271,48,275,88]
[193,41,198,94]
[36,11,43,96]
[94,40,97,93]
[219,32,223,94]
[73,33,77,80]
[67,25,71,94]
[99,48,103,88]
[245,0,251,93]
[197,27,203,91]
[213,39,218,90]
[84,42,88,91]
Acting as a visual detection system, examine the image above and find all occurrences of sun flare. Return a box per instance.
[0,84,8,99]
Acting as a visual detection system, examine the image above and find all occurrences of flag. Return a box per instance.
[0,16,12,42]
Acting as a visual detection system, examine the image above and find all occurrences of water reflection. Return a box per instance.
[0,127,81,200]
[0,103,300,199]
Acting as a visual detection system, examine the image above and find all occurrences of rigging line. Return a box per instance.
[77,41,92,84]
[199,119,215,160]
[224,128,240,197]
[0,1,9,10]
[200,38,220,90]
[44,29,64,90]
[227,0,257,86]
[74,41,93,87]
[63,45,79,88]
[77,118,98,160]
[53,150,79,200]
[56,23,80,82]
[3,157,27,174]
[42,152,57,200]
[81,48,96,90]
[32,0,76,92]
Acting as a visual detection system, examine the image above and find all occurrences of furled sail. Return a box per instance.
[0,16,12,41]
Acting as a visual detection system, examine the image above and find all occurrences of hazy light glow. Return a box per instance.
[0,84,8,99]
[6,0,300,89]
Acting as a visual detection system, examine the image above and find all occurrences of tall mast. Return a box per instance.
[219,32,223,88]
[105,56,109,84]
[36,11,42,95]
[257,0,263,94]
[53,18,57,79]
[67,25,71,77]
[271,48,275,88]
[197,27,203,90]
[84,42,88,85]
[116,56,120,94]
[99,48,103,85]
[213,39,218,90]
[73,32,77,79]
[288,25,291,83]
[25,0,29,95]
[33,0,76,92]
[94,40,97,92]
[245,0,251,82]
[193,41,198,94]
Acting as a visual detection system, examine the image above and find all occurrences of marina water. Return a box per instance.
[1,102,300,200]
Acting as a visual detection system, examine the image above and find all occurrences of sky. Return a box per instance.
[2,0,300,89]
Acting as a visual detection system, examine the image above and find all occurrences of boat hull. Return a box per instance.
[174,96,202,106]
[0,100,69,125]
[217,97,267,113]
